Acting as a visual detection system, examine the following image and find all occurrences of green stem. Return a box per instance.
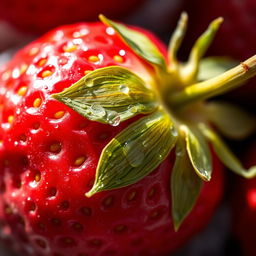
[170,55,256,107]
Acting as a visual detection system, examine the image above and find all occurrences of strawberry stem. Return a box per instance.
[169,55,256,107]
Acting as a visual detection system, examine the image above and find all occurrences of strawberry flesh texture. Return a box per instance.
[0,0,145,34]
[0,22,223,256]
[233,143,256,256]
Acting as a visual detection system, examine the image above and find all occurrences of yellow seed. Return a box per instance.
[84,70,92,75]
[41,70,53,78]
[5,206,13,215]
[29,47,39,56]
[33,98,42,108]
[35,173,41,182]
[50,143,61,153]
[2,71,11,80]
[8,115,14,124]
[74,156,86,166]
[20,64,28,74]
[63,44,77,52]
[88,55,99,63]
[17,86,28,96]
[127,191,136,201]
[54,111,65,119]
[113,55,123,63]
[38,59,47,67]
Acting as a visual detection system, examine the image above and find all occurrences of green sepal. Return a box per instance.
[52,66,158,125]
[171,138,202,231]
[168,12,188,67]
[198,57,238,81]
[199,124,256,178]
[181,17,223,84]
[205,101,256,139]
[86,110,178,197]
[99,15,167,72]
[181,124,212,181]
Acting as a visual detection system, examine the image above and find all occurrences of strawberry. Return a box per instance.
[183,0,256,107]
[0,0,145,34]
[232,143,256,256]
[0,13,256,256]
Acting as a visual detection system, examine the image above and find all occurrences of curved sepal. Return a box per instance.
[205,101,256,139]
[52,66,157,125]
[181,125,212,181]
[199,124,256,178]
[183,17,223,82]
[171,139,202,231]
[99,15,167,72]
[86,110,178,197]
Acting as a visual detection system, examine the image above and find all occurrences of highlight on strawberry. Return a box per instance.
[0,12,255,256]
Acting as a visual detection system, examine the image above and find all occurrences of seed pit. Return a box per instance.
[33,98,42,108]
[113,225,127,233]
[32,122,40,130]
[19,134,27,142]
[25,201,36,212]
[34,172,41,182]
[35,239,47,249]
[102,196,114,209]
[79,207,92,216]
[59,201,70,211]
[12,177,22,189]
[47,187,57,198]
[74,156,86,166]
[71,222,84,232]
[49,142,62,153]
[88,239,102,248]
[54,111,65,119]
[59,237,76,247]
[51,218,61,226]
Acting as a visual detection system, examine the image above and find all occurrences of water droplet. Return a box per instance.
[171,126,178,137]
[90,104,106,118]
[119,84,129,94]
[123,140,145,167]
[128,105,138,114]
[85,78,94,87]
[107,112,121,126]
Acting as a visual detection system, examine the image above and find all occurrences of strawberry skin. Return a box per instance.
[0,0,145,34]
[0,22,224,256]
[233,143,256,256]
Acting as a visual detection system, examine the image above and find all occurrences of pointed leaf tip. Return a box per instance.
[52,66,157,125]
[199,124,256,179]
[99,15,167,72]
[171,139,202,231]
[181,125,212,181]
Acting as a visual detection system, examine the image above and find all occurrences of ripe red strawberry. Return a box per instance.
[0,0,145,34]
[0,14,255,256]
[232,143,256,256]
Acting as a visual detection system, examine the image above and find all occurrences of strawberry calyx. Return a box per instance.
[53,13,256,230]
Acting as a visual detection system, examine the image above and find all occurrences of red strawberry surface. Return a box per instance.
[233,143,256,256]
[0,21,226,256]
[0,0,145,34]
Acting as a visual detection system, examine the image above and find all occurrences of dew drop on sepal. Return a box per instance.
[123,140,145,167]
[90,104,106,118]
[119,84,129,94]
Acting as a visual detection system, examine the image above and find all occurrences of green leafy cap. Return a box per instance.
[53,14,256,231]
